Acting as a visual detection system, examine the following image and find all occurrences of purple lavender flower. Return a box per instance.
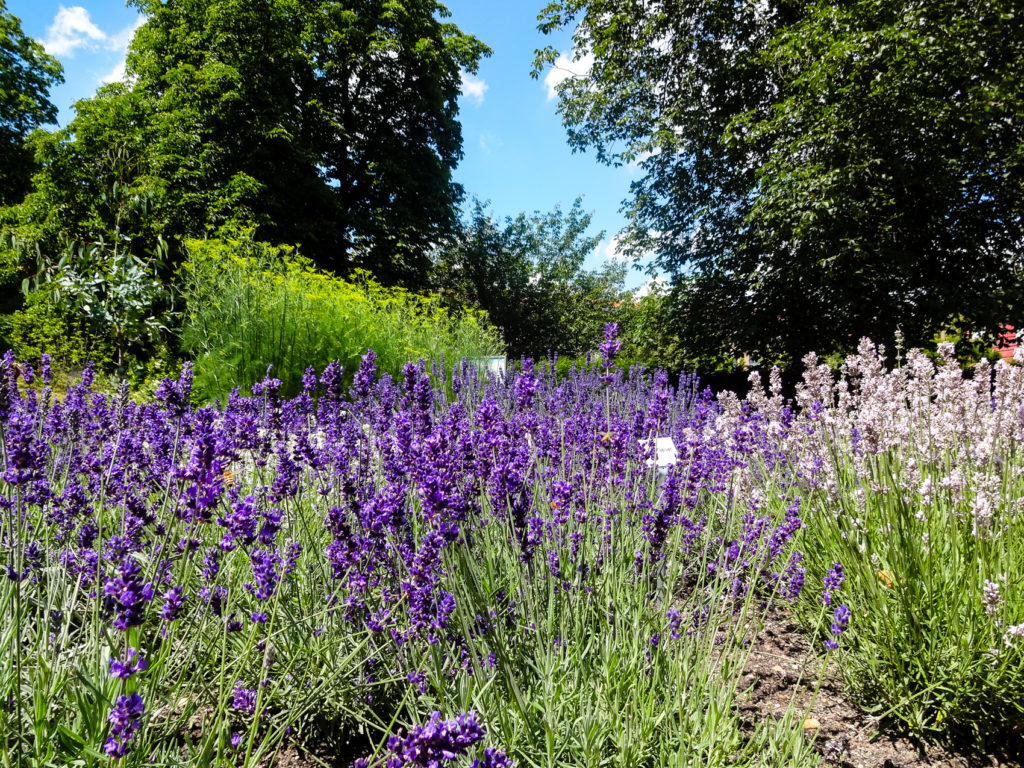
[2,411,47,487]
[251,368,282,398]
[258,507,283,546]
[201,547,221,581]
[25,540,43,572]
[109,647,147,679]
[200,585,229,617]
[0,351,13,418]
[160,586,187,622]
[832,604,851,634]
[512,360,540,410]
[246,548,281,602]
[667,608,682,640]
[104,692,145,758]
[103,558,154,631]
[385,710,486,767]
[822,562,844,606]
[547,549,561,579]
[471,748,515,768]
[302,366,317,394]
[598,323,618,382]
[218,495,260,550]
[6,539,44,582]
[782,551,806,601]
[825,604,852,651]
[270,447,301,501]
[351,351,377,401]
[154,363,193,419]
[283,541,303,577]
[231,682,258,714]
[599,323,621,370]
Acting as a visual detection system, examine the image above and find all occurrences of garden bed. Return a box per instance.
[0,335,1021,767]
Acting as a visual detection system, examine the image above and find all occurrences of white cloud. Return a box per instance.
[626,148,659,176]
[99,59,126,85]
[98,17,145,85]
[543,49,594,100]
[634,276,667,299]
[477,131,502,154]
[44,6,106,56]
[43,7,143,87]
[460,71,488,105]
[597,234,631,262]
[107,16,145,52]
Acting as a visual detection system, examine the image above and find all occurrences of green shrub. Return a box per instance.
[40,238,172,370]
[179,232,502,399]
[0,223,175,384]
[1,289,114,370]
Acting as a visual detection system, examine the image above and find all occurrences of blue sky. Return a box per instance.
[9,1,650,289]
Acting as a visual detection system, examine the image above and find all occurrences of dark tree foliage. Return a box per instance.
[0,1,62,206]
[535,0,1024,365]
[8,0,487,287]
[434,198,628,359]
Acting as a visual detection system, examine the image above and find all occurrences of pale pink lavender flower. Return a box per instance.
[983,580,1002,617]
[1003,624,1024,647]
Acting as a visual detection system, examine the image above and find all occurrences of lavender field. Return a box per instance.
[1,330,1022,767]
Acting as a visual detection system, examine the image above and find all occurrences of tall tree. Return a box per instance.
[0,1,63,205]
[8,0,487,287]
[535,0,1024,364]
[434,198,628,358]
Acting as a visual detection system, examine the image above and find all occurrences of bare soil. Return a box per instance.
[737,609,1024,768]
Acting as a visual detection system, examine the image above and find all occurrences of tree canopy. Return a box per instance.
[433,198,629,359]
[0,1,62,206]
[535,0,1024,365]
[8,0,488,286]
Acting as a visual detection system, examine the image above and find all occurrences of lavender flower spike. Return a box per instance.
[109,647,147,679]
[385,710,486,767]
[822,562,844,606]
[825,604,851,651]
[599,322,621,369]
[104,693,145,758]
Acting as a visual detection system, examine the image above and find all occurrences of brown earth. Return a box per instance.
[737,610,1024,768]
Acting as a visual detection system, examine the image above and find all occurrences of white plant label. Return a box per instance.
[641,436,678,470]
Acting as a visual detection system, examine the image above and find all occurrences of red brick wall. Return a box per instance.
[994,326,1019,361]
